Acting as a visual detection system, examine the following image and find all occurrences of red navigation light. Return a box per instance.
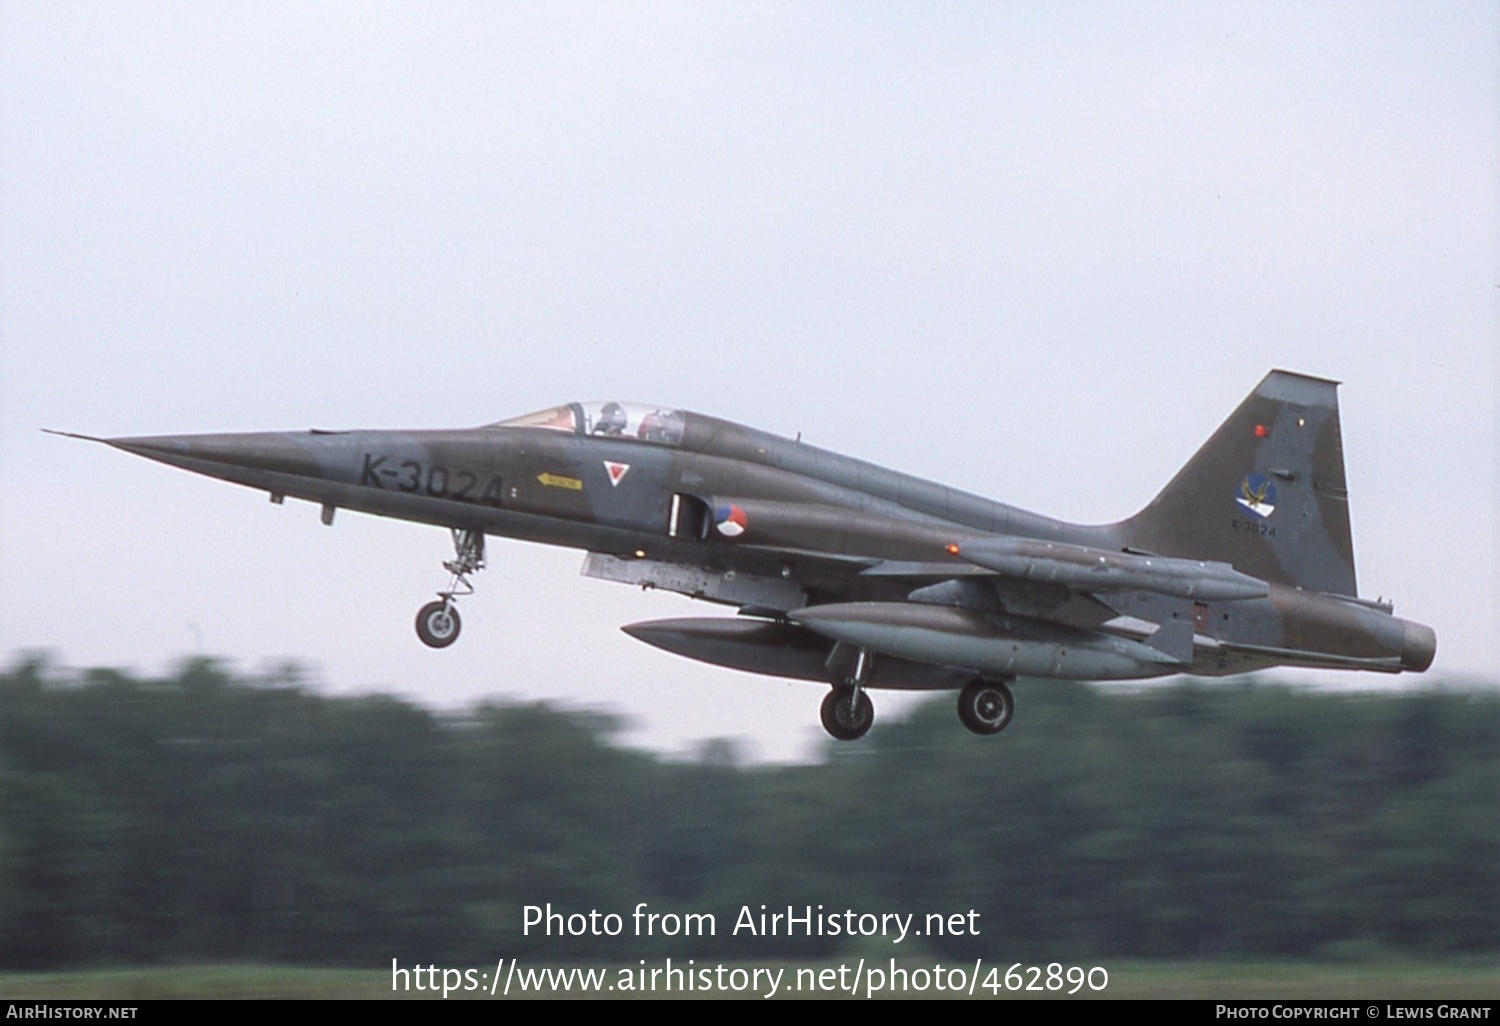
[1254,424,1270,438]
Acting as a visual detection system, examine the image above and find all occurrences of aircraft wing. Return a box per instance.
[690,495,1269,605]
[949,537,1269,602]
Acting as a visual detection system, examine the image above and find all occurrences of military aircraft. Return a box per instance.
[52,370,1435,739]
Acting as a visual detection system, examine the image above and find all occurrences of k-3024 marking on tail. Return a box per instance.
[52,374,1435,739]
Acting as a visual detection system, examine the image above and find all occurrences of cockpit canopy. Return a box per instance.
[492,402,687,447]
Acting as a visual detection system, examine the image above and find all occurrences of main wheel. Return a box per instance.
[957,679,1014,735]
[820,686,874,741]
[416,600,462,648]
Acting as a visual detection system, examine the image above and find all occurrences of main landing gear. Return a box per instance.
[415,528,486,649]
[820,648,875,741]
[957,678,1015,735]
[821,686,874,741]
[817,655,1018,740]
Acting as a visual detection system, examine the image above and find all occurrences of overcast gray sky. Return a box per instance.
[3,2,1496,761]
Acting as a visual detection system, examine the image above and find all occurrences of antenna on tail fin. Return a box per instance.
[1121,370,1358,597]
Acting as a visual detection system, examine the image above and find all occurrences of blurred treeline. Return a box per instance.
[1,656,1495,969]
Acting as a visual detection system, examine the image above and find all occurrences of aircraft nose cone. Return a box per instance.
[1399,620,1436,673]
[108,432,324,478]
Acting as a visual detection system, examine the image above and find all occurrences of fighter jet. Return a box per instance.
[52,370,1435,739]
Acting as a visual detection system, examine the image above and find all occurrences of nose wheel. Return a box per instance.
[415,528,485,649]
[416,601,461,647]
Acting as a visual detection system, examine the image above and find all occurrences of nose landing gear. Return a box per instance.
[416,600,461,648]
[415,529,486,649]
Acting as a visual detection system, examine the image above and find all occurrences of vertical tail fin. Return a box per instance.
[1121,370,1358,596]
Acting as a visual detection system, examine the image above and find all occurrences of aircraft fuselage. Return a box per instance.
[72,375,1437,739]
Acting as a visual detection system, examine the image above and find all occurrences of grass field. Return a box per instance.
[0,961,1495,1000]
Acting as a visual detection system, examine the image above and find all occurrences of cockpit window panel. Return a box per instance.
[493,402,686,447]
[492,404,578,433]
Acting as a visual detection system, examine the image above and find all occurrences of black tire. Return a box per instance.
[957,678,1014,735]
[820,686,874,741]
[416,601,462,648]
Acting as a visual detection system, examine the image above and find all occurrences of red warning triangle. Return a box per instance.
[604,461,630,486]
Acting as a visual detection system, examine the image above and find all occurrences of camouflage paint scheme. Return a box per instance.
[58,371,1435,739]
